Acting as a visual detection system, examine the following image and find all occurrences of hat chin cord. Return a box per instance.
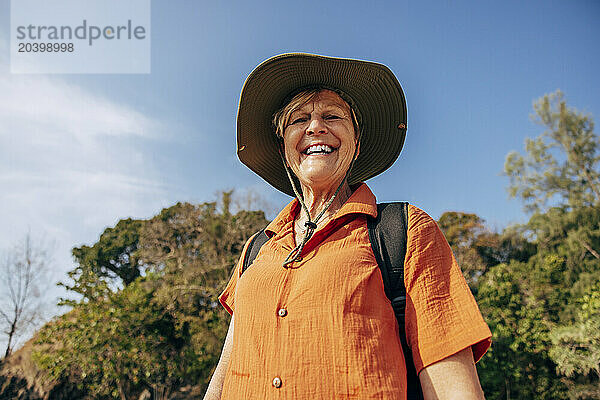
[279,133,362,268]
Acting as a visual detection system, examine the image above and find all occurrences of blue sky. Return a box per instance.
[0,0,599,343]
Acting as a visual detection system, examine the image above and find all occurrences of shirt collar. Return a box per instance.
[265,183,377,236]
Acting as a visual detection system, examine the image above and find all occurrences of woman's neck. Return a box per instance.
[297,182,353,222]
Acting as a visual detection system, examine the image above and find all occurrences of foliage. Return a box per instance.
[438,212,489,288]
[473,215,598,399]
[35,275,199,399]
[476,260,568,399]
[505,90,600,213]
[32,192,268,399]
[61,218,145,303]
[476,91,600,399]
[138,194,268,384]
[438,212,535,291]
[549,282,600,400]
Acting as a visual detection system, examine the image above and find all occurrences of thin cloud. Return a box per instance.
[0,61,174,337]
[0,75,163,141]
[0,72,171,228]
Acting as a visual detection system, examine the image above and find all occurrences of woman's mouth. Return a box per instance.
[303,144,335,155]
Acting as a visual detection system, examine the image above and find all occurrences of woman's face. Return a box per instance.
[283,90,358,192]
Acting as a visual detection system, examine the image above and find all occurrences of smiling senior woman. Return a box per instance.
[204,54,491,400]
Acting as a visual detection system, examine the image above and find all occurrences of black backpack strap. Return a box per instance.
[242,228,270,274]
[368,202,424,400]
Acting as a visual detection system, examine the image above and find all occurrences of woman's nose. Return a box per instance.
[306,117,327,135]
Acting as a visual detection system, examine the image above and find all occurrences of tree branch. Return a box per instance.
[575,238,600,260]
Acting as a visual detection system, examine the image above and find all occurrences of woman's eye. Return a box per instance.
[290,117,308,124]
[324,115,342,120]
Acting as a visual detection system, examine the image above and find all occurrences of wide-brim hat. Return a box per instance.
[237,53,407,196]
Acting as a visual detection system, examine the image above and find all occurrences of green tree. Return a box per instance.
[505,90,600,213]
[137,194,268,392]
[549,282,600,399]
[63,218,145,302]
[35,275,199,400]
[33,193,269,398]
[438,212,535,291]
[527,206,600,317]
[477,91,600,399]
[477,261,567,399]
[504,92,600,321]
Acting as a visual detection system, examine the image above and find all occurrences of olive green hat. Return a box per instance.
[236,53,407,196]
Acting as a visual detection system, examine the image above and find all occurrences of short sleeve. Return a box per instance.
[218,233,258,315]
[404,205,491,374]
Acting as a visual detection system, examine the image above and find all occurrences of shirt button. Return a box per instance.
[272,376,282,388]
[277,308,287,317]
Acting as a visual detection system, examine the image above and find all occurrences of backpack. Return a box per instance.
[241,202,424,400]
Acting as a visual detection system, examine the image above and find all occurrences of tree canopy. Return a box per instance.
[478,91,600,399]
[505,90,600,213]
[33,193,268,399]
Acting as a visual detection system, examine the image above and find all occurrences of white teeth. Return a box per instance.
[305,144,333,155]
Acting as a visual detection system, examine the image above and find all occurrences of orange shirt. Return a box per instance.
[219,184,491,399]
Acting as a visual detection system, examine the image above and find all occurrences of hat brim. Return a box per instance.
[237,53,407,197]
